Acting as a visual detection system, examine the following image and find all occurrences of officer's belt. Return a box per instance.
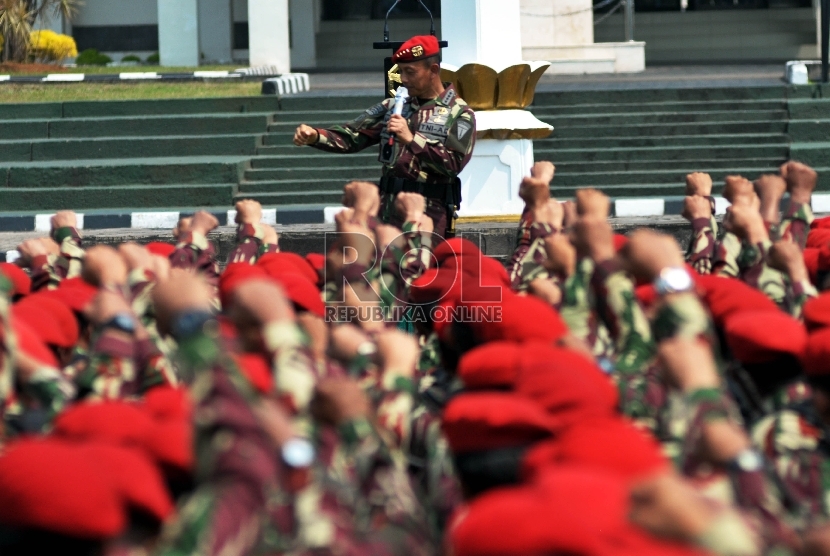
[378,176,449,201]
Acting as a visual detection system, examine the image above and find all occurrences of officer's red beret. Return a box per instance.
[83,444,174,524]
[141,386,194,473]
[442,393,554,454]
[804,247,820,285]
[0,262,30,297]
[233,352,274,394]
[37,277,98,314]
[12,318,58,367]
[53,400,153,446]
[523,417,668,481]
[443,255,511,287]
[0,438,126,537]
[804,294,830,332]
[13,295,79,349]
[448,466,628,556]
[457,341,521,391]
[635,284,658,308]
[257,252,319,286]
[392,35,440,64]
[218,262,267,308]
[805,329,830,376]
[145,241,176,258]
[613,234,629,252]
[272,272,325,318]
[808,228,830,249]
[812,216,830,230]
[693,274,779,326]
[516,343,618,429]
[725,310,807,364]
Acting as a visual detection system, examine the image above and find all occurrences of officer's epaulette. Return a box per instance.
[441,87,457,106]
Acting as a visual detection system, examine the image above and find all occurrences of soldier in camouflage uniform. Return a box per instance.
[294,35,475,238]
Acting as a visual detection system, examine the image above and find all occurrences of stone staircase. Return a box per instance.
[0,85,829,228]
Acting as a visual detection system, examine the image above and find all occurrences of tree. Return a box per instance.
[0,0,79,63]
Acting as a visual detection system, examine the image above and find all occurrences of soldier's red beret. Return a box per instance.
[522,417,668,482]
[804,247,820,285]
[13,295,79,349]
[0,262,30,297]
[38,277,98,314]
[218,262,267,308]
[12,318,58,367]
[462,293,569,345]
[392,35,440,64]
[409,268,460,305]
[0,438,126,537]
[233,352,274,394]
[443,255,511,287]
[272,272,326,318]
[804,293,830,332]
[258,252,319,286]
[142,386,194,472]
[145,241,176,258]
[434,238,482,267]
[448,466,628,556]
[724,310,807,364]
[807,228,830,249]
[442,392,554,454]
[613,234,629,252]
[804,329,830,376]
[457,341,521,390]
[304,253,326,288]
[515,343,618,429]
[693,274,779,326]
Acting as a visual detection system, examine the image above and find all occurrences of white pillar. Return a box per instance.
[441,0,523,69]
[289,0,317,68]
[199,0,233,63]
[248,0,290,71]
[158,0,200,66]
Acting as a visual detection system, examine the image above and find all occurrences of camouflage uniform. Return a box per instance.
[311,84,476,237]
[227,223,280,265]
[170,231,221,288]
[29,226,85,291]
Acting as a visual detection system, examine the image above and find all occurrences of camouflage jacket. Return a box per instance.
[227,223,280,265]
[312,83,476,185]
[29,226,85,292]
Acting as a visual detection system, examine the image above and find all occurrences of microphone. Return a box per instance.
[388,86,409,146]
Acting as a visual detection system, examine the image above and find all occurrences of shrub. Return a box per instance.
[121,54,140,62]
[146,52,159,64]
[75,48,111,66]
[29,30,77,63]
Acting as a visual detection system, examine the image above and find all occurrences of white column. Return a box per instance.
[441,0,523,69]
[248,0,290,71]
[289,0,317,68]
[158,0,200,66]
[199,0,233,63]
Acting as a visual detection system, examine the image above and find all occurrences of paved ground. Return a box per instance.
[302,64,787,97]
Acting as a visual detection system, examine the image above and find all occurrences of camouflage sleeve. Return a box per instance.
[511,222,557,292]
[170,231,220,287]
[508,209,534,288]
[559,258,596,346]
[52,226,85,279]
[397,108,475,181]
[787,278,819,321]
[651,292,715,343]
[714,231,742,278]
[399,219,432,286]
[313,100,392,154]
[75,328,139,400]
[155,316,281,556]
[779,201,814,250]
[737,240,787,306]
[687,217,716,275]
[227,223,279,265]
[134,336,178,393]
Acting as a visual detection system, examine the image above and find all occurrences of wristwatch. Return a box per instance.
[653,267,694,296]
[171,311,216,340]
[281,438,315,468]
[728,448,764,473]
[102,312,136,334]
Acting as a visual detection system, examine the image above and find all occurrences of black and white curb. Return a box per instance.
[261,74,311,95]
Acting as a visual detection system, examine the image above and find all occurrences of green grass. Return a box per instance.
[0,82,263,102]
[63,64,243,74]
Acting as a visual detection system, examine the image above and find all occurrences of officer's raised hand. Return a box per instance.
[387,115,414,145]
[293,124,319,146]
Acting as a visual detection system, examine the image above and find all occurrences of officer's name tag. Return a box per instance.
[419,122,448,136]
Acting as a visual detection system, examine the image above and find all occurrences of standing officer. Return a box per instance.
[293,35,476,238]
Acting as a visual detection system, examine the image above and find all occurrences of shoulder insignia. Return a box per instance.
[441,88,457,106]
[456,120,473,140]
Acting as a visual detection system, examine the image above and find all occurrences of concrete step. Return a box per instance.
[539,144,789,163]
[238,178,374,194]
[48,113,273,139]
[553,157,787,173]
[538,133,789,150]
[535,99,787,116]
[244,167,377,182]
[532,87,786,107]
[551,166,782,188]
[546,58,616,75]
[60,97,282,118]
[234,189,344,205]
[549,120,789,138]
[0,157,245,188]
[250,153,377,169]
[13,134,261,161]
[0,183,236,212]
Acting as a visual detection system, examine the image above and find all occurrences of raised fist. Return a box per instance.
[685,172,713,197]
[190,211,219,236]
[395,192,426,221]
[681,195,712,222]
[51,210,77,231]
[572,216,615,263]
[543,234,576,278]
[722,175,755,205]
[620,229,684,282]
[235,199,263,225]
[293,124,319,146]
[780,160,818,205]
[530,161,555,185]
[342,181,380,220]
[532,199,564,230]
[575,188,610,220]
[518,176,550,210]
[82,245,128,287]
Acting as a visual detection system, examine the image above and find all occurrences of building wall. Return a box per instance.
[71,0,158,54]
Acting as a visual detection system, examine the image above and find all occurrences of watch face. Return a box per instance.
[664,268,693,292]
[736,450,763,472]
[282,438,315,468]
